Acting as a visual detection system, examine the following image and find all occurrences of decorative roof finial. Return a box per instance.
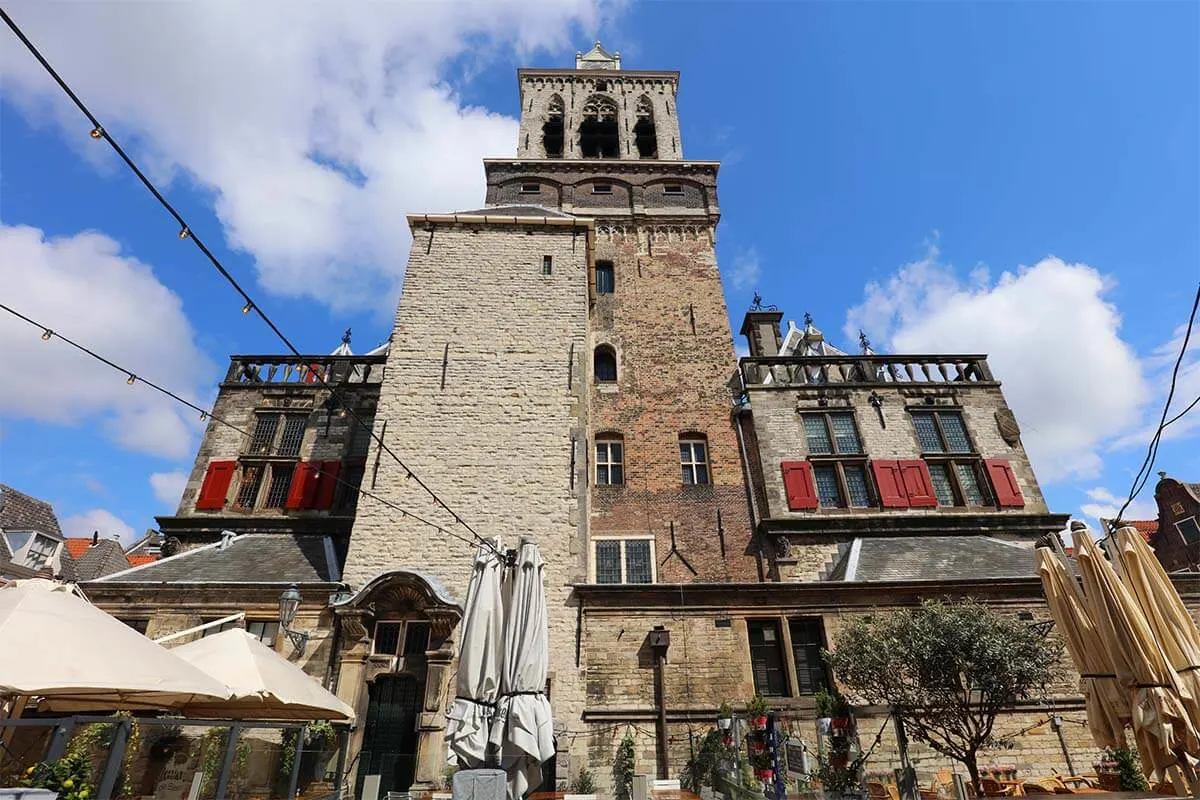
[749,293,777,312]
[341,328,352,346]
[803,312,813,327]
[859,329,872,354]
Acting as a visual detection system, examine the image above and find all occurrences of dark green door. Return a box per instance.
[357,675,421,796]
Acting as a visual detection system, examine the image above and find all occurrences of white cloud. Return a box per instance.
[0,224,213,458]
[1078,486,1159,527]
[845,245,1149,483]
[61,508,136,546]
[728,247,762,292]
[0,1,613,311]
[1114,318,1200,450]
[149,471,188,508]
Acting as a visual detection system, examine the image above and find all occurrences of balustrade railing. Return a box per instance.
[740,354,994,388]
[224,355,387,386]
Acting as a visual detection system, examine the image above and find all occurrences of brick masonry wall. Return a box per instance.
[517,73,682,161]
[749,384,1050,523]
[175,378,378,524]
[341,222,592,769]
[587,225,759,583]
[578,595,1121,792]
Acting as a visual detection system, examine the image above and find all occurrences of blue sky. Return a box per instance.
[0,0,1196,543]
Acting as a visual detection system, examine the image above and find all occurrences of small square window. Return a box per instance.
[520,183,540,194]
[663,185,683,195]
[596,81,608,92]
[592,184,613,195]
[542,255,553,275]
[596,438,625,486]
[680,438,710,486]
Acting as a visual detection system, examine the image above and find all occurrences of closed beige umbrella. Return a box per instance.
[1073,529,1200,784]
[1037,546,1128,747]
[1116,526,1200,733]
[0,579,231,710]
[169,628,355,721]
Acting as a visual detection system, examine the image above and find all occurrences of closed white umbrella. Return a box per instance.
[490,537,553,800]
[447,539,505,768]
[169,628,355,721]
[0,579,231,710]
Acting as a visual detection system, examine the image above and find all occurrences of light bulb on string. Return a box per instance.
[199,411,207,421]
[89,126,103,139]
[178,227,190,240]
[241,302,252,314]
[41,329,52,341]
[126,374,136,386]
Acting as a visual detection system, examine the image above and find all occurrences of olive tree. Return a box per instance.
[826,599,1061,793]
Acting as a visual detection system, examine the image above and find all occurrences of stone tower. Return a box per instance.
[339,42,754,792]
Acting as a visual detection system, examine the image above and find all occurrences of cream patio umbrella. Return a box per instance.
[489,537,553,800]
[1073,528,1200,787]
[1036,546,1128,748]
[447,539,505,769]
[168,628,355,721]
[0,579,231,710]
[1116,525,1200,734]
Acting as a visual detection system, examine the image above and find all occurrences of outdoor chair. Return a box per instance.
[980,777,1015,797]
[868,780,894,800]
[1021,781,1058,795]
[919,788,941,800]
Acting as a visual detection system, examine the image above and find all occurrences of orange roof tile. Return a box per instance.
[1127,519,1159,542]
[64,538,93,559]
[127,554,159,567]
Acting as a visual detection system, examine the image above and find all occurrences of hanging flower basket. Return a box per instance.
[753,714,768,730]
[717,717,732,730]
[757,769,774,781]
[831,716,852,733]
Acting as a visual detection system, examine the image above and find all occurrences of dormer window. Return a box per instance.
[4,531,60,570]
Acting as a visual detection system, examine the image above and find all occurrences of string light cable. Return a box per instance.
[1117,282,1200,523]
[0,301,486,553]
[0,7,488,550]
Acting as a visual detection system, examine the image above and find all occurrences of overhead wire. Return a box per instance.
[0,302,486,553]
[1117,283,1200,523]
[0,7,490,552]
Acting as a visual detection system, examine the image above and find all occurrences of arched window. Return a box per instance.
[594,345,617,383]
[543,95,564,158]
[580,95,619,159]
[634,95,658,159]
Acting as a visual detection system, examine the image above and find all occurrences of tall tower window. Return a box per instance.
[594,345,618,383]
[634,95,658,159]
[680,435,710,485]
[595,261,615,294]
[543,95,564,158]
[580,95,619,159]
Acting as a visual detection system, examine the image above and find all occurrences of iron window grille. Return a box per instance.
[234,464,265,509]
[263,464,294,508]
[911,410,989,507]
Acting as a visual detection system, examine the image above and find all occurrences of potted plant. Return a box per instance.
[564,766,598,800]
[717,701,734,730]
[816,688,854,733]
[746,694,769,730]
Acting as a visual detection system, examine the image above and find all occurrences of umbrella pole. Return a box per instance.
[287,724,307,800]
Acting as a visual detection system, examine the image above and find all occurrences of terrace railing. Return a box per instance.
[740,354,995,388]
[223,354,387,386]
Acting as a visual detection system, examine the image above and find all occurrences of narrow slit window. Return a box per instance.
[680,436,710,485]
[543,95,565,158]
[595,437,624,485]
[592,183,613,194]
[596,261,615,294]
[633,95,658,158]
[235,465,265,509]
[542,255,553,275]
[594,346,618,383]
[520,182,540,194]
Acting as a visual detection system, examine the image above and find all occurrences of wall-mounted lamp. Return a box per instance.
[868,391,885,427]
[279,584,310,657]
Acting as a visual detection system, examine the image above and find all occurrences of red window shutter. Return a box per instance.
[286,462,318,509]
[871,460,909,508]
[781,461,819,510]
[985,459,1026,507]
[898,460,938,508]
[313,460,342,509]
[196,461,236,510]
[303,363,321,384]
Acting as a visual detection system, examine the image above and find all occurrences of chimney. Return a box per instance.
[91,531,99,547]
[740,310,784,357]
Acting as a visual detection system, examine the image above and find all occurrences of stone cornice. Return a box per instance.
[484,159,719,176]
[759,513,1070,538]
[518,68,679,81]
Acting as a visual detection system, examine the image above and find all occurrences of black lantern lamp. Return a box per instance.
[278,584,310,656]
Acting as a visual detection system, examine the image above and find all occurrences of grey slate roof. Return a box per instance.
[839,535,1040,582]
[95,533,339,584]
[0,484,64,539]
[73,540,132,581]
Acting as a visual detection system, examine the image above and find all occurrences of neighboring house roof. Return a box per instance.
[832,535,1041,582]
[64,538,93,560]
[127,554,159,567]
[0,484,64,539]
[73,540,133,581]
[95,533,341,585]
[1099,518,1158,543]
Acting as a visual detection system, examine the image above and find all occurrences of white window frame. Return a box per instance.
[595,437,625,486]
[680,436,711,486]
[590,536,656,584]
[5,531,61,570]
